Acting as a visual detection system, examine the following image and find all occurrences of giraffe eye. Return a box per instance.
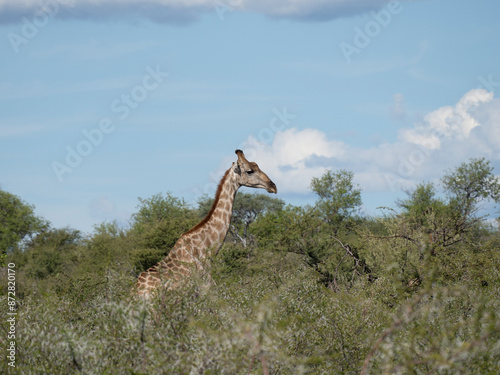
[246,170,254,175]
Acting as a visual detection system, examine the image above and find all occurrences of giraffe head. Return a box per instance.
[234,149,277,193]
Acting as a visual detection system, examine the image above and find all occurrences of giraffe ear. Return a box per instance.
[235,150,244,173]
[233,163,241,175]
[235,149,249,166]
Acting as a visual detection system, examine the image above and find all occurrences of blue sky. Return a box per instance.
[1,0,499,233]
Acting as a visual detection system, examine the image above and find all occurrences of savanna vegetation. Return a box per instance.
[1,157,500,374]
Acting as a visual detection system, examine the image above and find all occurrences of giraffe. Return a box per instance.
[135,149,277,298]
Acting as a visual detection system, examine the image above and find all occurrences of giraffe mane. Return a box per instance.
[183,168,231,236]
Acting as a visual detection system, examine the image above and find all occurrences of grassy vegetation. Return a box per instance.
[1,158,500,374]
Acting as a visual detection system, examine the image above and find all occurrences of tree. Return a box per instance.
[231,193,284,247]
[389,158,500,262]
[310,169,362,232]
[396,182,446,229]
[129,192,198,271]
[442,157,500,215]
[131,192,195,230]
[432,157,500,250]
[24,227,82,279]
[0,189,47,258]
[397,183,437,216]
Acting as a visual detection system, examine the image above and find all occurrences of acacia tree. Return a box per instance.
[308,169,369,290]
[310,169,362,233]
[435,157,500,249]
[397,183,442,224]
[395,158,500,256]
[442,157,500,216]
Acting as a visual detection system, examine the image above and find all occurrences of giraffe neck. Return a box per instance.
[205,167,239,246]
[180,166,240,258]
[135,166,241,298]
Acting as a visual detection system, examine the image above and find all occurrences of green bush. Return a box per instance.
[3,160,500,374]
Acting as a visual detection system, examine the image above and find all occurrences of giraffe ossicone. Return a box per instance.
[135,149,277,298]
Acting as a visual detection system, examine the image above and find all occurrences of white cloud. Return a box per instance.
[271,128,345,167]
[240,128,347,194]
[242,89,500,195]
[0,0,415,24]
[399,89,494,150]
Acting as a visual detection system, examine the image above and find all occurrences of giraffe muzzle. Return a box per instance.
[267,181,277,194]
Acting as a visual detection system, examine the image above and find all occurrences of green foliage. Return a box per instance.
[129,192,198,270]
[230,193,284,246]
[252,202,372,292]
[310,169,362,231]
[215,242,252,275]
[442,157,500,209]
[363,285,500,374]
[397,182,445,226]
[4,253,499,374]
[199,192,285,247]
[131,247,165,273]
[251,204,309,252]
[2,159,500,374]
[23,227,82,280]
[385,159,500,271]
[78,221,132,277]
[131,192,195,229]
[0,189,47,258]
